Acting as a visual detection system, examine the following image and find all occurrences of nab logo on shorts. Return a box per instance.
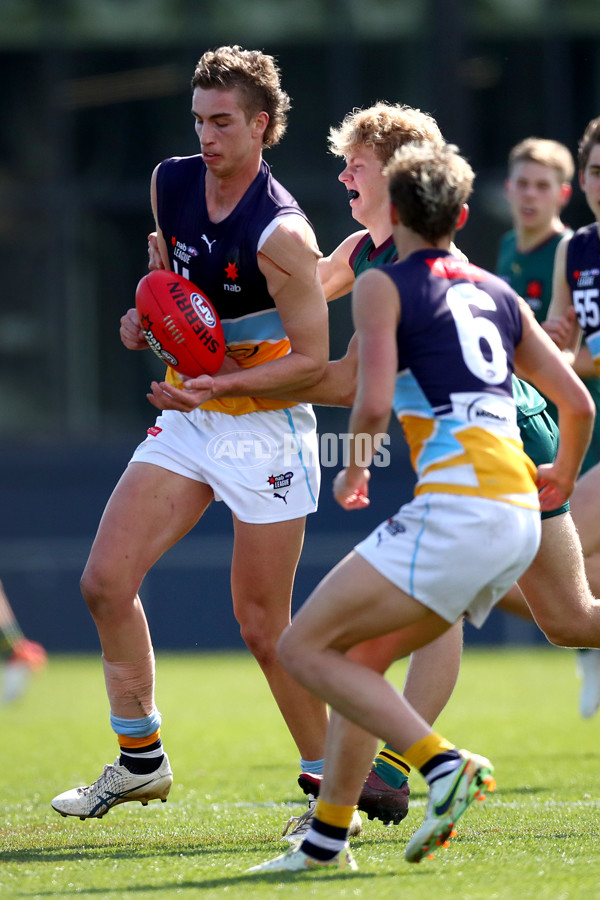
[384,517,405,537]
[376,517,406,545]
[268,472,293,490]
[206,430,277,469]
[268,472,294,503]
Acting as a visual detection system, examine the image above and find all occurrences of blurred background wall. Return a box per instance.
[1,0,598,650]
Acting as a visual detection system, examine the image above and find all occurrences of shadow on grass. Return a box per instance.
[11,868,434,896]
[401,783,554,802]
[0,844,254,864]
[494,784,553,797]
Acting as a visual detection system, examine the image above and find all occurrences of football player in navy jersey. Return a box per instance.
[51,46,336,828]
[496,135,600,720]
[144,103,445,839]
[546,114,600,566]
[545,116,600,715]
[247,141,593,874]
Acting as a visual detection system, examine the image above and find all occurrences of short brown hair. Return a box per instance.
[578,116,600,172]
[385,142,474,243]
[328,102,443,164]
[191,45,290,148]
[508,137,574,183]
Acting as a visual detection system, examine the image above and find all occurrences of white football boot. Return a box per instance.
[404,750,495,863]
[51,754,173,819]
[247,844,357,874]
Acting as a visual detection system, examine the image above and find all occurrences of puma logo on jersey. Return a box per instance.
[201,234,216,253]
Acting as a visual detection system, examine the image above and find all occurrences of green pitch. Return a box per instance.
[2,648,599,899]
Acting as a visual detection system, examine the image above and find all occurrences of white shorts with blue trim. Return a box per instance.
[354,493,540,628]
[130,404,320,524]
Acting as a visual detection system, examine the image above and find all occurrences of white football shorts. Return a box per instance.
[354,493,541,628]
[130,404,320,524]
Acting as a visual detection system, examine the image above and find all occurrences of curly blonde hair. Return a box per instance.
[328,102,443,163]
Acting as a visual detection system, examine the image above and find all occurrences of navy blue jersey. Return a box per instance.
[155,155,309,414]
[376,249,537,507]
[566,223,600,373]
[382,249,521,407]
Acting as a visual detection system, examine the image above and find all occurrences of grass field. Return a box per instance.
[2,648,599,899]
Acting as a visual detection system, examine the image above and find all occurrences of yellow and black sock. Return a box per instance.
[118,729,164,774]
[403,733,461,785]
[301,799,356,862]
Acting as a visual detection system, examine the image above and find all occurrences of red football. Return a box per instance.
[135,269,226,377]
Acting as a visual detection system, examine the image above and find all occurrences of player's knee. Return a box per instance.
[238,612,283,667]
[276,625,303,678]
[538,606,592,648]
[348,638,394,672]
[241,631,278,667]
[544,628,581,648]
[80,566,103,611]
[80,564,124,619]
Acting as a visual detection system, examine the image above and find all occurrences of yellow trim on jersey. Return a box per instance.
[198,395,297,415]
[401,415,539,508]
[401,415,436,472]
[414,481,540,509]
[165,338,299,416]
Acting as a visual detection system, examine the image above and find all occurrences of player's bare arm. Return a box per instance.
[573,342,598,379]
[334,269,399,510]
[514,297,595,505]
[148,218,329,410]
[147,232,164,271]
[544,235,582,357]
[119,168,172,352]
[281,335,358,407]
[150,164,173,272]
[318,230,365,301]
[237,232,364,408]
[120,308,149,350]
[244,231,365,408]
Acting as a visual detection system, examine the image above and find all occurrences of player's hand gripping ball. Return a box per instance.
[135,270,226,376]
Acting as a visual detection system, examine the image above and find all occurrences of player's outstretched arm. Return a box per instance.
[515,297,595,507]
[256,232,365,407]
[334,269,398,510]
[267,335,358,408]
